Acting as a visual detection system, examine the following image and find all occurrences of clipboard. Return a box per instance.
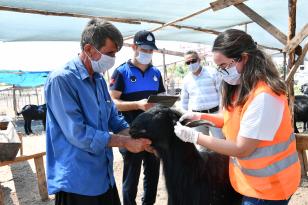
[147,95,179,107]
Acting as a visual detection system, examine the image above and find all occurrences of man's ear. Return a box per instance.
[132,44,138,51]
[84,44,93,57]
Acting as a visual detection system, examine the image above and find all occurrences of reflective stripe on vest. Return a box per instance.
[231,152,298,177]
[240,133,295,160]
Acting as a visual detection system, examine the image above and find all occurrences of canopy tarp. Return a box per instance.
[0,70,49,87]
[0,0,307,49]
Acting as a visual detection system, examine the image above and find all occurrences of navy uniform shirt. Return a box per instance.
[110,60,165,123]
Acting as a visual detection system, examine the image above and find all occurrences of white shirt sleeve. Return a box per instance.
[238,93,284,141]
[180,77,189,111]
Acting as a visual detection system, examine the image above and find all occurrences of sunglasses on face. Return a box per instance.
[185,59,198,65]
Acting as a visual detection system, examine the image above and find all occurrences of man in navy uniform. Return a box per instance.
[110,30,165,205]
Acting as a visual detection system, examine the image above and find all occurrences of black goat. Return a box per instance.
[294,95,308,133]
[130,105,241,205]
[17,104,47,135]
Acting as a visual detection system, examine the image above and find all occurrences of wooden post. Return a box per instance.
[283,24,308,53]
[0,185,4,205]
[28,94,31,105]
[287,0,297,126]
[34,156,48,201]
[296,133,308,176]
[285,43,308,84]
[124,6,213,40]
[18,133,23,156]
[303,150,308,176]
[41,89,43,104]
[0,152,46,167]
[16,89,19,114]
[283,52,287,79]
[124,43,185,57]
[6,90,8,107]
[23,89,26,107]
[298,151,306,176]
[18,89,22,114]
[35,88,39,105]
[12,85,17,116]
[0,5,141,25]
[235,3,287,45]
[210,0,247,11]
[162,48,167,89]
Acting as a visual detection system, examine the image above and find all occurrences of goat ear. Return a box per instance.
[168,111,179,125]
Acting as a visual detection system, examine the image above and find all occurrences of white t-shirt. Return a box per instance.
[238,93,284,141]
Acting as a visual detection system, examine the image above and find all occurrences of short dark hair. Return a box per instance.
[184,50,199,59]
[80,18,123,51]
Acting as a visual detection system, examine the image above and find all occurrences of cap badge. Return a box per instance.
[147,34,153,41]
[153,75,158,81]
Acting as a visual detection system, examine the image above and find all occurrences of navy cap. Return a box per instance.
[134,30,158,50]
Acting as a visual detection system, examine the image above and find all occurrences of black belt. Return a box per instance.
[193,106,219,114]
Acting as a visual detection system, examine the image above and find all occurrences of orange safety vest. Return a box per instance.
[222,81,300,200]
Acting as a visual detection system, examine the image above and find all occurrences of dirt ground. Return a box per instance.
[0,121,307,205]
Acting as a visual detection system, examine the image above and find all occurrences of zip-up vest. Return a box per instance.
[222,82,300,200]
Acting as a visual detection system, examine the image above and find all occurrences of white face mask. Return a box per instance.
[221,64,241,85]
[136,51,153,65]
[88,48,115,73]
[189,62,200,73]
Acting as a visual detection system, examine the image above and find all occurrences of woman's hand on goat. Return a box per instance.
[179,112,202,122]
[174,122,199,144]
[124,138,152,153]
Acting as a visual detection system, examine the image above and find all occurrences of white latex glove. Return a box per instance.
[174,122,199,144]
[179,112,202,122]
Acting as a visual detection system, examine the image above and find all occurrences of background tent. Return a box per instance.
[0,70,49,87]
[0,0,307,50]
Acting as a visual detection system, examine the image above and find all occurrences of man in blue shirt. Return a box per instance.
[45,19,151,205]
[110,30,165,205]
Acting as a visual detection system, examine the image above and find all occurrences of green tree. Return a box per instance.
[167,64,188,78]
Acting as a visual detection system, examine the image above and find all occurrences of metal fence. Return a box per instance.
[0,86,45,116]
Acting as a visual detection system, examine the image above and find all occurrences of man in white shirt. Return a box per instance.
[181,51,224,148]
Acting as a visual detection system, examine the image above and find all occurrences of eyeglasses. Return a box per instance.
[217,64,232,75]
[217,59,239,75]
[185,59,198,65]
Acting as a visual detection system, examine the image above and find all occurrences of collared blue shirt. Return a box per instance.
[44,56,129,196]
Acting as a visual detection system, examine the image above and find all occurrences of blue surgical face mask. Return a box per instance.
[136,51,153,65]
[189,62,200,73]
[87,47,115,73]
[221,64,241,85]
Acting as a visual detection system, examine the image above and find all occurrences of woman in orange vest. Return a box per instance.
[174,29,300,205]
